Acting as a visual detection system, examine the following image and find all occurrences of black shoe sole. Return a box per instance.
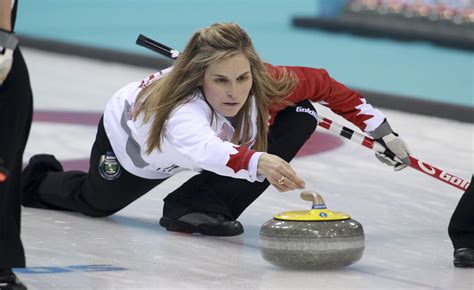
[22,154,63,209]
[159,217,196,234]
[454,261,474,268]
[159,217,243,236]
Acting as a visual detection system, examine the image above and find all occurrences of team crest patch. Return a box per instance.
[98,151,121,180]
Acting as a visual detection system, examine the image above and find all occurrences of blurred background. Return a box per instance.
[16,0,473,119]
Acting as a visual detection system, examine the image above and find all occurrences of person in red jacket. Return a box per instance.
[22,23,410,237]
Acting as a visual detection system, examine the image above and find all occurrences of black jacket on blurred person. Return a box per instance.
[449,175,474,268]
[0,0,32,288]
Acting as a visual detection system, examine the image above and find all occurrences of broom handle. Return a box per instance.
[318,117,469,191]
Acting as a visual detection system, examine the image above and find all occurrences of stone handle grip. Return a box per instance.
[300,191,326,209]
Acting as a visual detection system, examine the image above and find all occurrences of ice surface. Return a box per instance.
[15,48,474,289]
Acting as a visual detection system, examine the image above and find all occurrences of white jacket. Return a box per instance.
[103,68,264,181]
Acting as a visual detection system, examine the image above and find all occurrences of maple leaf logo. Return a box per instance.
[226,146,255,173]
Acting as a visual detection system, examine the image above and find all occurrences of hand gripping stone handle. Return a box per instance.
[134,34,470,192]
[317,117,470,191]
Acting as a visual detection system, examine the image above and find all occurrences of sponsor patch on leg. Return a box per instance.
[98,151,121,180]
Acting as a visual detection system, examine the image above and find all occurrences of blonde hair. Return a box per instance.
[135,22,296,153]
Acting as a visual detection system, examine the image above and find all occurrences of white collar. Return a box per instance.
[194,89,257,146]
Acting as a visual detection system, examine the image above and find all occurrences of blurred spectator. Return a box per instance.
[318,0,349,17]
[0,0,33,289]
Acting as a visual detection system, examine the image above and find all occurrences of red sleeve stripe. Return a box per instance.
[226,146,256,173]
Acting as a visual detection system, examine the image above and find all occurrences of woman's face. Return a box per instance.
[201,53,253,117]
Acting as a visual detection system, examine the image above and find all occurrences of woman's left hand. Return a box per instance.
[370,119,411,171]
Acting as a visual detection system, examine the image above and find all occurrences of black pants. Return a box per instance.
[448,175,474,249]
[0,49,33,268]
[37,119,165,217]
[35,100,318,220]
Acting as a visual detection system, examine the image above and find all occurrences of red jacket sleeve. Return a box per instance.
[266,64,385,132]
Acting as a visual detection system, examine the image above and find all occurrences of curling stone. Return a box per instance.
[259,191,364,269]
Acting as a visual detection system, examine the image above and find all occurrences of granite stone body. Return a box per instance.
[260,218,364,269]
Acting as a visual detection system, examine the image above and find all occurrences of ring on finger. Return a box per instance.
[278,176,285,185]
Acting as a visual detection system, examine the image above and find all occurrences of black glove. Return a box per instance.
[370,119,411,171]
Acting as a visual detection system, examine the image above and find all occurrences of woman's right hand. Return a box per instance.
[257,153,305,192]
